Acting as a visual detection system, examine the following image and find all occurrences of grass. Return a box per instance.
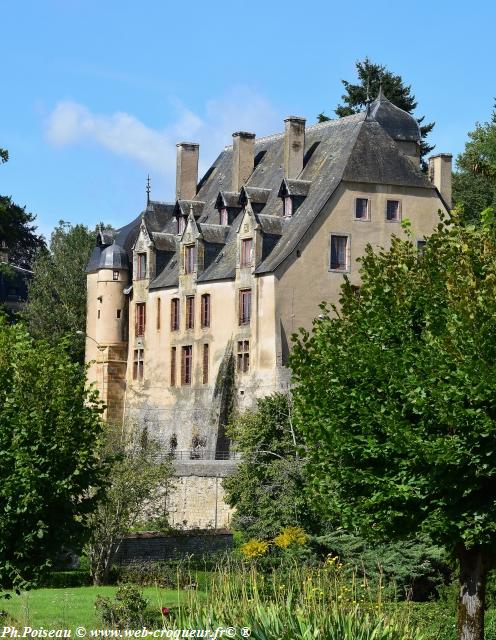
[1,586,188,629]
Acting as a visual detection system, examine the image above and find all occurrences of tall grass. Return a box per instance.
[166,558,424,640]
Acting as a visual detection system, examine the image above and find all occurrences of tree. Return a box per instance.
[319,58,434,165]
[23,221,98,363]
[290,213,496,640]
[453,107,496,225]
[223,393,316,540]
[86,425,173,585]
[0,317,106,590]
[0,149,45,268]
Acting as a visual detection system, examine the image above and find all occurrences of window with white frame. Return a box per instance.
[355,197,369,220]
[386,200,400,221]
[329,235,349,271]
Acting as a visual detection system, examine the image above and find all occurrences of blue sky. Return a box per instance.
[1,0,494,241]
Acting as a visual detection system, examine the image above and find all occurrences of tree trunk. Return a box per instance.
[457,545,490,640]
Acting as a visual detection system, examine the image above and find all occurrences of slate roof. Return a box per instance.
[87,101,438,285]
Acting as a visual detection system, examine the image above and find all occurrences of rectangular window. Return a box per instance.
[330,235,349,271]
[133,349,144,380]
[186,296,195,330]
[201,293,211,328]
[386,200,400,221]
[240,238,253,267]
[184,244,196,274]
[355,197,369,220]
[170,347,176,387]
[417,240,427,253]
[156,298,161,331]
[181,345,193,385]
[220,208,228,226]
[171,298,179,331]
[239,289,252,325]
[116,309,121,319]
[135,303,146,336]
[283,196,293,218]
[202,344,209,384]
[237,340,250,373]
[137,253,147,279]
[113,270,119,281]
[97,310,101,319]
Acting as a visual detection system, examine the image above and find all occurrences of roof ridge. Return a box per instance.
[223,112,367,149]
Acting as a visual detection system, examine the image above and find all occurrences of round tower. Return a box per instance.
[95,242,129,346]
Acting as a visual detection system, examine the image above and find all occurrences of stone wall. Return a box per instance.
[166,460,237,530]
[114,530,233,564]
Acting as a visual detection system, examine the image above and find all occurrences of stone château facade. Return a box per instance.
[85,90,452,529]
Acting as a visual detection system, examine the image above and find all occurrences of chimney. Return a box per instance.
[176,142,199,200]
[428,154,453,208]
[0,241,8,264]
[284,116,306,179]
[232,131,255,192]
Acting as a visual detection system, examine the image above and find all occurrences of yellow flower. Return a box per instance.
[240,538,269,558]
[273,526,308,549]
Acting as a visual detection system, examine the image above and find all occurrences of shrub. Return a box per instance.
[40,570,92,588]
[95,585,159,627]
[273,526,308,549]
[114,561,191,589]
[240,539,269,559]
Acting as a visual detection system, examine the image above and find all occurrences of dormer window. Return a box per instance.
[136,253,147,279]
[177,216,186,235]
[240,238,253,268]
[184,244,196,274]
[220,208,228,226]
[283,196,293,218]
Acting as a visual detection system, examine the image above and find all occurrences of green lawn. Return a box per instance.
[2,586,188,629]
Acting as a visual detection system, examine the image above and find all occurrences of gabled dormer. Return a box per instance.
[239,186,270,214]
[132,216,155,283]
[174,200,205,235]
[215,191,242,226]
[277,178,311,217]
[180,211,203,277]
[236,200,262,273]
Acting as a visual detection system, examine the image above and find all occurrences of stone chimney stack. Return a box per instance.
[428,154,453,208]
[232,131,255,192]
[0,241,8,264]
[176,142,199,201]
[284,116,306,179]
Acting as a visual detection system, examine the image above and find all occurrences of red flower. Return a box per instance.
[161,607,170,616]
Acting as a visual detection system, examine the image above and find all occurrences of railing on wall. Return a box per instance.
[154,449,241,462]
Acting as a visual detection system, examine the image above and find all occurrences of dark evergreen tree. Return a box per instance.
[0,148,45,268]
[319,58,435,165]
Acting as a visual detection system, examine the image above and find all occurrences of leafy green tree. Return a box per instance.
[23,221,98,363]
[86,425,173,585]
[0,317,106,590]
[319,58,434,165]
[223,393,316,540]
[290,213,496,640]
[453,107,496,225]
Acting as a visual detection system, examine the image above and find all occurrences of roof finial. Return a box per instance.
[378,81,384,100]
[366,76,370,104]
[146,174,151,206]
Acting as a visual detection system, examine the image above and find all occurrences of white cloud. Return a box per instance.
[45,87,282,188]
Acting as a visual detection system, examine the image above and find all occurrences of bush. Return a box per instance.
[40,570,92,588]
[113,561,193,589]
[95,585,160,627]
[315,530,452,601]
